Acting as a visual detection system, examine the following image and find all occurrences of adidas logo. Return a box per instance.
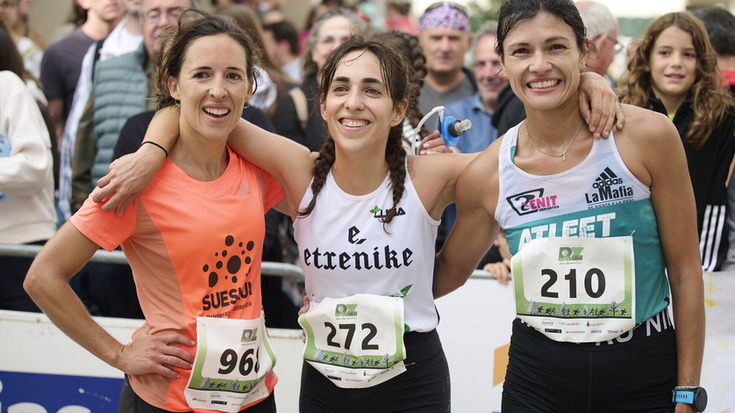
[592,167,623,188]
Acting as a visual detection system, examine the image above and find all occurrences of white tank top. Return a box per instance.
[294,164,440,332]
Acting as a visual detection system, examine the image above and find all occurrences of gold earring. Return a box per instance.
[502,73,509,81]
[175,100,180,107]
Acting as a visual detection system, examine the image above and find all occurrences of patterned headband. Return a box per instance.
[420,3,471,34]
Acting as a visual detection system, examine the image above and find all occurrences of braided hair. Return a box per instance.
[298,36,410,226]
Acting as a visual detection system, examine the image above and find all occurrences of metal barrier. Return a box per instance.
[0,243,306,283]
[0,243,495,282]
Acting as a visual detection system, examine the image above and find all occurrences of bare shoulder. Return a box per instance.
[408,152,477,183]
[615,104,680,149]
[614,105,682,186]
[457,136,502,214]
[465,135,503,180]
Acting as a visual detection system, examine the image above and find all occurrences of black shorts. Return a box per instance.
[502,310,678,413]
[299,329,451,413]
[118,375,276,413]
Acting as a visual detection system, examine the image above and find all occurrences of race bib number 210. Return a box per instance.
[511,236,636,343]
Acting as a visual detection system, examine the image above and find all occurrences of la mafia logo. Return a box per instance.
[506,188,559,216]
[586,167,634,207]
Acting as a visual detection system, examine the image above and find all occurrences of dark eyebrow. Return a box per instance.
[545,36,571,43]
[507,36,572,49]
[190,66,245,73]
[333,76,385,87]
[363,78,383,86]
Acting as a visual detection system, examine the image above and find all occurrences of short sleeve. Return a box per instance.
[70,195,137,251]
[257,166,284,212]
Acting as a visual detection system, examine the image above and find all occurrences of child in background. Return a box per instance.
[619,11,735,272]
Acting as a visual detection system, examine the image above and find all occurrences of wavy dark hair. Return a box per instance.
[371,30,427,136]
[155,9,262,110]
[496,0,587,59]
[619,12,735,150]
[298,36,409,226]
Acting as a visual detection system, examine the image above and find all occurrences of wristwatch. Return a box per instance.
[672,386,707,412]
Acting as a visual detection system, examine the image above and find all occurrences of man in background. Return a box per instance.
[577,0,620,86]
[40,0,121,140]
[263,19,301,82]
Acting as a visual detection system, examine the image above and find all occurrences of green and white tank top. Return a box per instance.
[495,122,670,324]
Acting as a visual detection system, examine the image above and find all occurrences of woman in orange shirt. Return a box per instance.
[25,11,283,413]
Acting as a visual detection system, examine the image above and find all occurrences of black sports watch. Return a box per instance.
[672,386,707,412]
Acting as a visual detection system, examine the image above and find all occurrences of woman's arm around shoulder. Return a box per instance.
[226,118,314,217]
[433,139,503,298]
[623,104,705,396]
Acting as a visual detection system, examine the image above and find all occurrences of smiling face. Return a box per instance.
[312,15,353,69]
[474,34,507,112]
[647,25,697,110]
[169,34,252,144]
[320,49,407,155]
[421,26,471,77]
[500,12,587,112]
[142,0,188,62]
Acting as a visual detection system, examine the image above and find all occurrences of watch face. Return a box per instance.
[695,387,707,412]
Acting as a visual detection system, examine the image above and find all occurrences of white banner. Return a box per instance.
[1,271,733,412]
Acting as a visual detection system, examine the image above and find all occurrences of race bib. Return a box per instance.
[298,294,407,389]
[511,236,636,343]
[184,313,275,412]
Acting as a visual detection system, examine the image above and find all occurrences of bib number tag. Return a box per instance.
[511,236,636,343]
[298,294,406,389]
[184,313,275,412]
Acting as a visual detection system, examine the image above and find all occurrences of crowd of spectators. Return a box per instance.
[2,0,735,331]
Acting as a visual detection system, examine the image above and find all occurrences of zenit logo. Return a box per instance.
[335,303,358,317]
[506,188,559,216]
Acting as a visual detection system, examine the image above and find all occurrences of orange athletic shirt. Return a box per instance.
[71,147,284,412]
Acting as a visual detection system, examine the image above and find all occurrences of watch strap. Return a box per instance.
[672,390,695,404]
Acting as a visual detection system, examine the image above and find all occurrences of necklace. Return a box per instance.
[525,119,584,161]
